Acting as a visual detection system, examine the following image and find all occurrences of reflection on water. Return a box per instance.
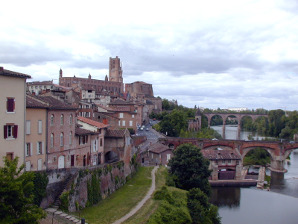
[270,150,298,198]
[215,188,298,224]
[210,187,240,208]
[209,125,298,223]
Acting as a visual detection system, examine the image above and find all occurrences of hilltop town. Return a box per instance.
[1,56,162,171]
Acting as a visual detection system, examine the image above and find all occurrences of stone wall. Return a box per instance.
[61,161,137,212]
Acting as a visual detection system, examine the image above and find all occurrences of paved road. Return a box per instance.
[136,121,164,151]
[112,166,159,224]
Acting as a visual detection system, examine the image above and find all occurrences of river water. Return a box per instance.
[210,125,298,224]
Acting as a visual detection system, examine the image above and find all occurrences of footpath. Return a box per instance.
[112,166,159,224]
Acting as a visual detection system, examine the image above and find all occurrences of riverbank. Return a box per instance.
[210,179,257,187]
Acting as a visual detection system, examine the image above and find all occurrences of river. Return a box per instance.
[210,125,298,224]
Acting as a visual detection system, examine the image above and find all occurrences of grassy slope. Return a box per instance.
[122,166,168,224]
[77,167,153,224]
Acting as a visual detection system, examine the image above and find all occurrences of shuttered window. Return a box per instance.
[6,98,15,112]
[4,125,18,139]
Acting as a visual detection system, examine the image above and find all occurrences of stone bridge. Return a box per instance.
[159,137,298,173]
[204,113,268,139]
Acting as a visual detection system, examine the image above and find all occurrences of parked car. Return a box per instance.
[146,128,149,131]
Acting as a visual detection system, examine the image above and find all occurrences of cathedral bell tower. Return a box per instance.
[109,56,123,83]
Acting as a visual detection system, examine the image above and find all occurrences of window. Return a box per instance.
[4,124,18,139]
[26,120,31,135]
[132,114,135,118]
[60,115,64,125]
[119,113,123,118]
[60,133,64,146]
[50,115,54,126]
[79,135,88,145]
[69,114,73,125]
[50,133,54,148]
[26,143,31,156]
[93,140,97,152]
[6,152,13,161]
[69,132,72,145]
[100,138,103,147]
[129,121,133,127]
[118,120,121,126]
[37,142,42,154]
[38,120,42,134]
[227,159,232,164]
[222,160,226,165]
[122,120,126,126]
[167,154,171,162]
[6,98,15,112]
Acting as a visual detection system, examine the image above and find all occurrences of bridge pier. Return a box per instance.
[270,158,287,173]
[237,123,241,140]
[222,124,226,139]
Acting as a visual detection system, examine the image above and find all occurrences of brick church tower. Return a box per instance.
[109,56,123,83]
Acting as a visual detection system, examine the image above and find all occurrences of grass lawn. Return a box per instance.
[122,166,167,224]
[77,166,153,224]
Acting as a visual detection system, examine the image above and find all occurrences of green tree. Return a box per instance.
[160,109,188,137]
[0,157,46,224]
[187,188,221,224]
[268,109,286,137]
[168,144,211,196]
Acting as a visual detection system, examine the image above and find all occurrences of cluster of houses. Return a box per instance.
[1,57,244,182]
[0,57,162,171]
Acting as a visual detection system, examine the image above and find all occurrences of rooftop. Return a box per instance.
[26,95,49,108]
[149,142,170,154]
[0,67,31,79]
[75,127,95,136]
[105,129,126,138]
[33,95,77,110]
[78,116,109,129]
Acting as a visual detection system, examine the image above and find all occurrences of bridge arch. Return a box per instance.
[241,146,276,161]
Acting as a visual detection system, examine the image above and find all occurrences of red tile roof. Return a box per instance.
[75,127,95,136]
[149,142,170,154]
[109,99,134,105]
[26,95,49,108]
[33,96,77,110]
[78,116,109,129]
[105,129,126,138]
[0,67,31,79]
[201,149,241,160]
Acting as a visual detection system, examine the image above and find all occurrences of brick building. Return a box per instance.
[34,96,77,169]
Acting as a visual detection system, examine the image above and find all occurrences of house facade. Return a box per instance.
[77,116,108,165]
[25,95,48,171]
[33,96,77,169]
[0,67,30,167]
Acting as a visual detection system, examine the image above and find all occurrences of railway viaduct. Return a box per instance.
[159,137,298,173]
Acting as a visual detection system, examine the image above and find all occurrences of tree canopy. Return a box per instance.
[168,144,211,196]
[187,188,221,224]
[0,157,46,224]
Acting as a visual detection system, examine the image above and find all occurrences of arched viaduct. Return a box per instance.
[159,137,298,173]
[203,113,268,139]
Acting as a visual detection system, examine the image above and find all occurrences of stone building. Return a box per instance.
[104,129,135,176]
[0,67,31,167]
[59,57,123,97]
[140,142,172,166]
[201,149,242,180]
[109,56,123,83]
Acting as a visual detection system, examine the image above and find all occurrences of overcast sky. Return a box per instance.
[1,0,298,110]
